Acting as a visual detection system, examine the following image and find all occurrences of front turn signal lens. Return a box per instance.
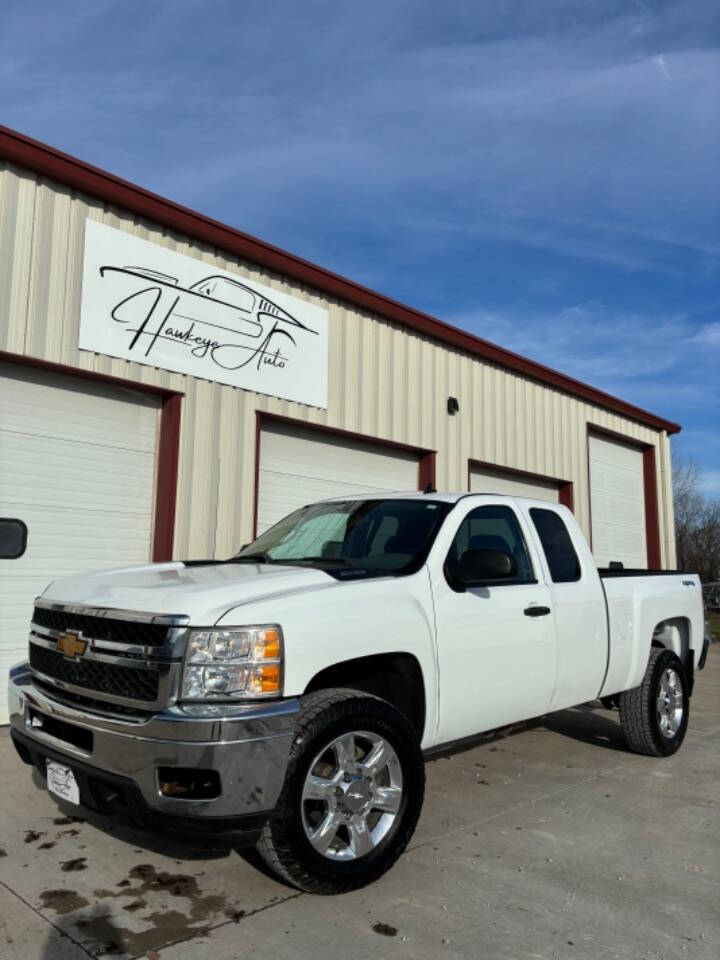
[259,664,281,693]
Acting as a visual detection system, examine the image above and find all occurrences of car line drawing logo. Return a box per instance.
[99,265,319,375]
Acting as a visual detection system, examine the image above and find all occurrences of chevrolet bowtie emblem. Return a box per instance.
[56,630,87,660]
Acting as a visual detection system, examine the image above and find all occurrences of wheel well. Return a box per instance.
[651,617,691,663]
[304,653,426,739]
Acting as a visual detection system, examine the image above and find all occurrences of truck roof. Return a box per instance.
[319,491,566,508]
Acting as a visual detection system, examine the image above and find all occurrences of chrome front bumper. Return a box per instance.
[8,663,299,826]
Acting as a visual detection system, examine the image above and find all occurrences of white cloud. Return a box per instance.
[653,54,672,81]
[692,323,720,346]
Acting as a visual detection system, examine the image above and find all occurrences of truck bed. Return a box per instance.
[599,570,704,698]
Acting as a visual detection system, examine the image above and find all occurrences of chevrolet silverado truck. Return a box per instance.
[7,493,709,893]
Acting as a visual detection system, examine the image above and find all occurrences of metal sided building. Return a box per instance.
[0,126,680,721]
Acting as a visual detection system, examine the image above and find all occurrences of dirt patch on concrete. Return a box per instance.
[39,890,89,915]
[47,863,235,957]
[73,907,211,957]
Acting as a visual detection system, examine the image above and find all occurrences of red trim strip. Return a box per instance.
[418,452,437,491]
[253,412,262,540]
[253,411,436,537]
[586,424,662,569]
[153,393,182,561]
[642,446,662,569]
[0,350,182,398]
[467,457,575,512]
[0,350,182,563]
[0,124,680,436]
[558,482,574,513]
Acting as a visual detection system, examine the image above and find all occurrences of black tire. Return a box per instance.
[618,648,689,757]
[256,688,425,894]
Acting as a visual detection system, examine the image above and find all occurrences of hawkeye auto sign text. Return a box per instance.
[79,220,329,408]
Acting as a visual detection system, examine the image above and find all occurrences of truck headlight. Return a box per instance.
[181,626,283,700]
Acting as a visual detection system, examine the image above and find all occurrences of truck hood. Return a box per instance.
[41,561,336,624]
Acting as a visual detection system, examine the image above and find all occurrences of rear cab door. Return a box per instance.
[429,497,557,744]
[521,503,608,710]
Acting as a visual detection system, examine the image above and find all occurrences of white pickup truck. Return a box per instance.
[7,493,708,893]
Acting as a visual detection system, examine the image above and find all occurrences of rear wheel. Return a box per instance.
[619,648,689,757]
[256,688,424,893]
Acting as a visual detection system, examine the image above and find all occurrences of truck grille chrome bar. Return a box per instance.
[32,601,186,647]
[29,601,189,713]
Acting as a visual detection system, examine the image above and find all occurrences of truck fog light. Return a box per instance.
[158,767,221,800]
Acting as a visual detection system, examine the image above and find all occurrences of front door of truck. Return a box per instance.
[431,501,556,744]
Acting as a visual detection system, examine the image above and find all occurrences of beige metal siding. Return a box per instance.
[0,161,676,566]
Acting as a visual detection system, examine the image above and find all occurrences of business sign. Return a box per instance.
[79,219,329,408]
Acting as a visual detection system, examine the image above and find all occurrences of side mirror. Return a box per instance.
[450,548,516,587]
[0,519,28,559]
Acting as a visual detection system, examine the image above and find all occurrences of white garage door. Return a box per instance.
[470,464,560,502]
[589,434,646,568]
[257,421,420,533]
[0,363,160,722]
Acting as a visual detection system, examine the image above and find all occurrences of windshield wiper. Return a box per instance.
[230,552,273,563]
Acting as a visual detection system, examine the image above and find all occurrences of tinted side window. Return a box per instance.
[448,505,535,583]
[530,508,581,582]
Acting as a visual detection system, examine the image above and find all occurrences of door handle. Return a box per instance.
[524,605,551,617]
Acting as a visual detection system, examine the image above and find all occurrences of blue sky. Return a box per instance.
[2,1,719,492]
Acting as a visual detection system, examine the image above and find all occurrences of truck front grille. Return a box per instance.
[32,680,151,718]
[32,606,170,647]
[29,644,161,704]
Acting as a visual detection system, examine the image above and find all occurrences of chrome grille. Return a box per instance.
[32,679,151,719]
[29,644,160,702]
[32,605,170,646]
[29,600,189,713]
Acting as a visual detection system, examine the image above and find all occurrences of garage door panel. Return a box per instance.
[589,459,643,501]
[0,363,160,722]
[260,475,406,532]
[589,434,646,568]
[0,367,158,452]
[258,422,420,534]
[470,465,560,502]
[261,427,418,490]
[2,434,156,514]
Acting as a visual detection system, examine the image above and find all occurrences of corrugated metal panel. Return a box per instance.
[0,161,676,564]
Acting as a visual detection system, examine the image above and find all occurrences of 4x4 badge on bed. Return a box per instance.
[56,630,87,660]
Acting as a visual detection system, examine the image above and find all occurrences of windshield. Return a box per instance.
[234,499,452,579]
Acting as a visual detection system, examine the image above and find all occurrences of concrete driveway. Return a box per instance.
[1,650,718,960]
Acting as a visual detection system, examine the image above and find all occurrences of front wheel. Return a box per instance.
[256,688,425,893]
[619,648,689,757]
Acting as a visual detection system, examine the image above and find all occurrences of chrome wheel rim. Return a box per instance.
[301,730,403,861]
[657,667,684,738]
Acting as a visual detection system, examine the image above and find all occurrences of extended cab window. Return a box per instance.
[530,508,581,582]
[447,505,535,583]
